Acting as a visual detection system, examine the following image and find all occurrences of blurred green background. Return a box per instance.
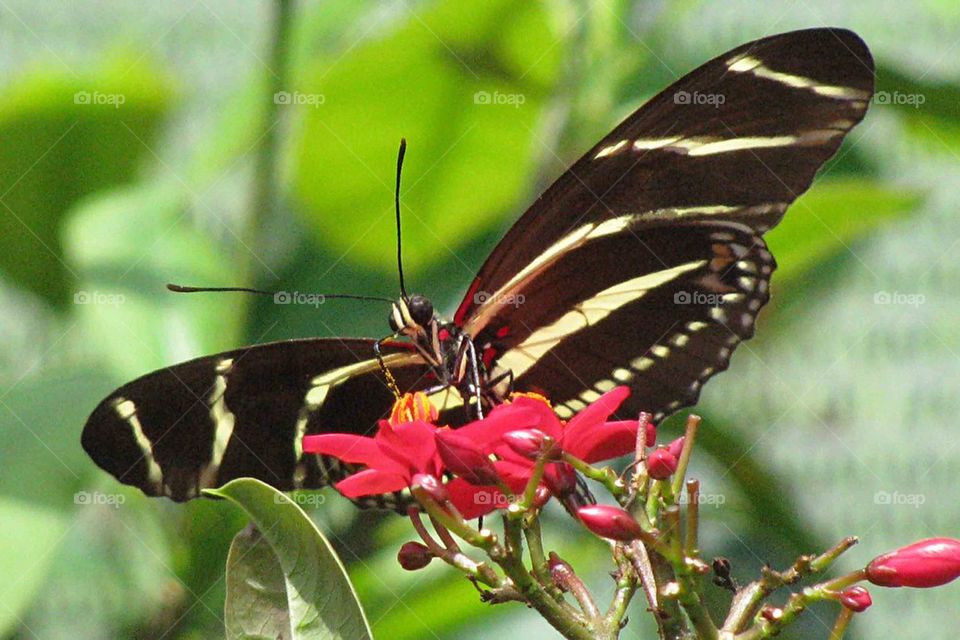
[1,1,957,638]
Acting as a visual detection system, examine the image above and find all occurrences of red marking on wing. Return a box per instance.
[454,278,483,327]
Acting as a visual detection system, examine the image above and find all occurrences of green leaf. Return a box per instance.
[225,524,303,640]
[290,0,560,276]
[207,478,373,640]
[0,498,68,637]
[0,57,173,307]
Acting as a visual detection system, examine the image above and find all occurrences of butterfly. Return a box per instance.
[82,27,874,503]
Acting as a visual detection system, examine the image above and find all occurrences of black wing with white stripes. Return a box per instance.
[81,339,430,501]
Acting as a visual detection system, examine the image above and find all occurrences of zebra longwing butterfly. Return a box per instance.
[82,28,875,502]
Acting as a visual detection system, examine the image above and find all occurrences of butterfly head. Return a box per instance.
[390,294,434,337]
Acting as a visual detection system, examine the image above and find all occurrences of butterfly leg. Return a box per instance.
[482,368,514,405]
[449,334,485,419]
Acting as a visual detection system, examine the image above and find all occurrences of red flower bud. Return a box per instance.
[576,504,644,541]
[397,541,433,570]
[531,485,552,510]
[866,537,960,588]
[647,448,679,480]
[436,431,499,486]
[667,436,685,460]
[502,429,559,460]
[839,585,872,612]
[411,473,448,504]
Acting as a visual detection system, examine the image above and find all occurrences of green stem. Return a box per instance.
[604,551,637,637]
[563,454,625,499]
[828,607,854,640]
[671,415,700,497]
[495,515,594,640]
[523,514,553,588]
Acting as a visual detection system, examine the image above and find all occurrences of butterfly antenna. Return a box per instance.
[166,284,394,303]
[395,138,408,300]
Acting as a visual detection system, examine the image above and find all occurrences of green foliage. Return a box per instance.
[291,0,560,274]
[208,479,372,640]
[0,58,173,307]
[0,498,67,636]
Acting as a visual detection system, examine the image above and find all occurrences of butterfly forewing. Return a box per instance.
[457,28,873,421]
[81,339,431,501]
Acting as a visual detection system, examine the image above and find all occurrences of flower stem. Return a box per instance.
[684,479,700,556]
[670,414,700,497]
[828,607,854,640]
[494,515,594,640]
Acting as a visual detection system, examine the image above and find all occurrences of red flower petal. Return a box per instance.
[456,403,543,448]
[376,420,439,475]
[302,433,375,461]
[565,420,639,463]
[334,469,408,498]
[563,386,630,443]
[446,477,507,518]
[436,430,499,485]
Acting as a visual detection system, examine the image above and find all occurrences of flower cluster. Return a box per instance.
[296,386,960,640]
[302,386,648,520]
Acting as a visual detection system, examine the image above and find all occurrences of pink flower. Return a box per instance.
[446,387,641,517]
[866,538,960,588]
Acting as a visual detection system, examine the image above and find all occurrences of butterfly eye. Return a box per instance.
[407,295,434,327]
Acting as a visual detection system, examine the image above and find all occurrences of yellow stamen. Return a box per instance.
[389,392,439,425]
